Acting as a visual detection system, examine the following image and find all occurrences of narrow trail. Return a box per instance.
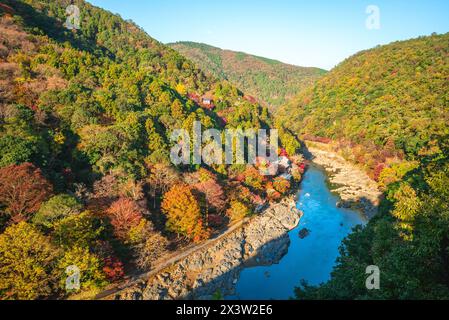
[97,197,300,300]
[96,217,250,299]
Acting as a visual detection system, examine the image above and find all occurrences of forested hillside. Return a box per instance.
[277,33,448,178]
[0,0,302,299]
[287,34,449,299]
[169,42,326,109]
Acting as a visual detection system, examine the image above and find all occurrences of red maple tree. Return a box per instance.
[194,179,226,213]
[0,163,53,222]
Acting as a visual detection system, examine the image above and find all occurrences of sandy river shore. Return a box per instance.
[305,141,382,219]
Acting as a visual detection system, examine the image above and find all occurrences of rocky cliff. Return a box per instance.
[109,198,301,300]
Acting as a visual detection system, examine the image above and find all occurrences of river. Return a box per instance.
[226,164,368,300]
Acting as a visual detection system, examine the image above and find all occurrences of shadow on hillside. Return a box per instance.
[300,141,315,161]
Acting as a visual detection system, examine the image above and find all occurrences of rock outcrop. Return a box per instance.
[110,198,301,300]
[298,228,311,239]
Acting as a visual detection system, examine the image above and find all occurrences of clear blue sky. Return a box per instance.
[88,0,449,70]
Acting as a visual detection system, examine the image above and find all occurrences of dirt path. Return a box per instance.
[97,197,300,300]
[96,218,250,299]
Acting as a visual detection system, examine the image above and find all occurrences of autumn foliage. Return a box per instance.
[273,177,291,194]
[106,198,143,241]
[0,0,307,299]
[226,200,252,222]
[0,222,58,300]
[0,163,52,222]
[192,173,226,213]
[161,185,210,243]
[102,256,125,282]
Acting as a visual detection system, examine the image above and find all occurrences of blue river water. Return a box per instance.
[226,164,367,300]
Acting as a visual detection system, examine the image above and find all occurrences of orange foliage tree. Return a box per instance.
[273,177,291,194]
[243,166,265,192]
[161,185,209,243]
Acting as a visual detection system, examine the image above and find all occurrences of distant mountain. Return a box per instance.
[169,42,326,110]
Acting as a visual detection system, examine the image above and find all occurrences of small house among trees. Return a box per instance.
[201,93,215,110]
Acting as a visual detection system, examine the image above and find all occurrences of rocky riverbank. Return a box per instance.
[305,142,382,219]
[108,198,301,300]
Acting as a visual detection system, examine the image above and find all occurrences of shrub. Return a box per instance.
[33,194,83,228]
[102,256,125,282]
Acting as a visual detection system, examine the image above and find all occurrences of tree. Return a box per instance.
[175,83,187,96]
[273,177,291,195]
[194,179,226,214]
[171,99,185,119]
[161,185,209,242]
[0,163,53,223]
[33,194,83,229]
[134,232,169,271]
[0,135,36,167]
[391,183,422,238]
[106,198,143,241]
[57,246,107,295]
[226,200,251,222]
[146,164,180,208]
[243,166,265,192]
[290,164,303,182]
[77,125,122,173]
[53,211,103,249]
[279,128,301,156]
[145,118,169,165]
[0,222,59,300]
[123,215,169,270]
[92,173,120,200]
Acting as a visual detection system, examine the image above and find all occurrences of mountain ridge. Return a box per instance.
[169,41,326,110]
